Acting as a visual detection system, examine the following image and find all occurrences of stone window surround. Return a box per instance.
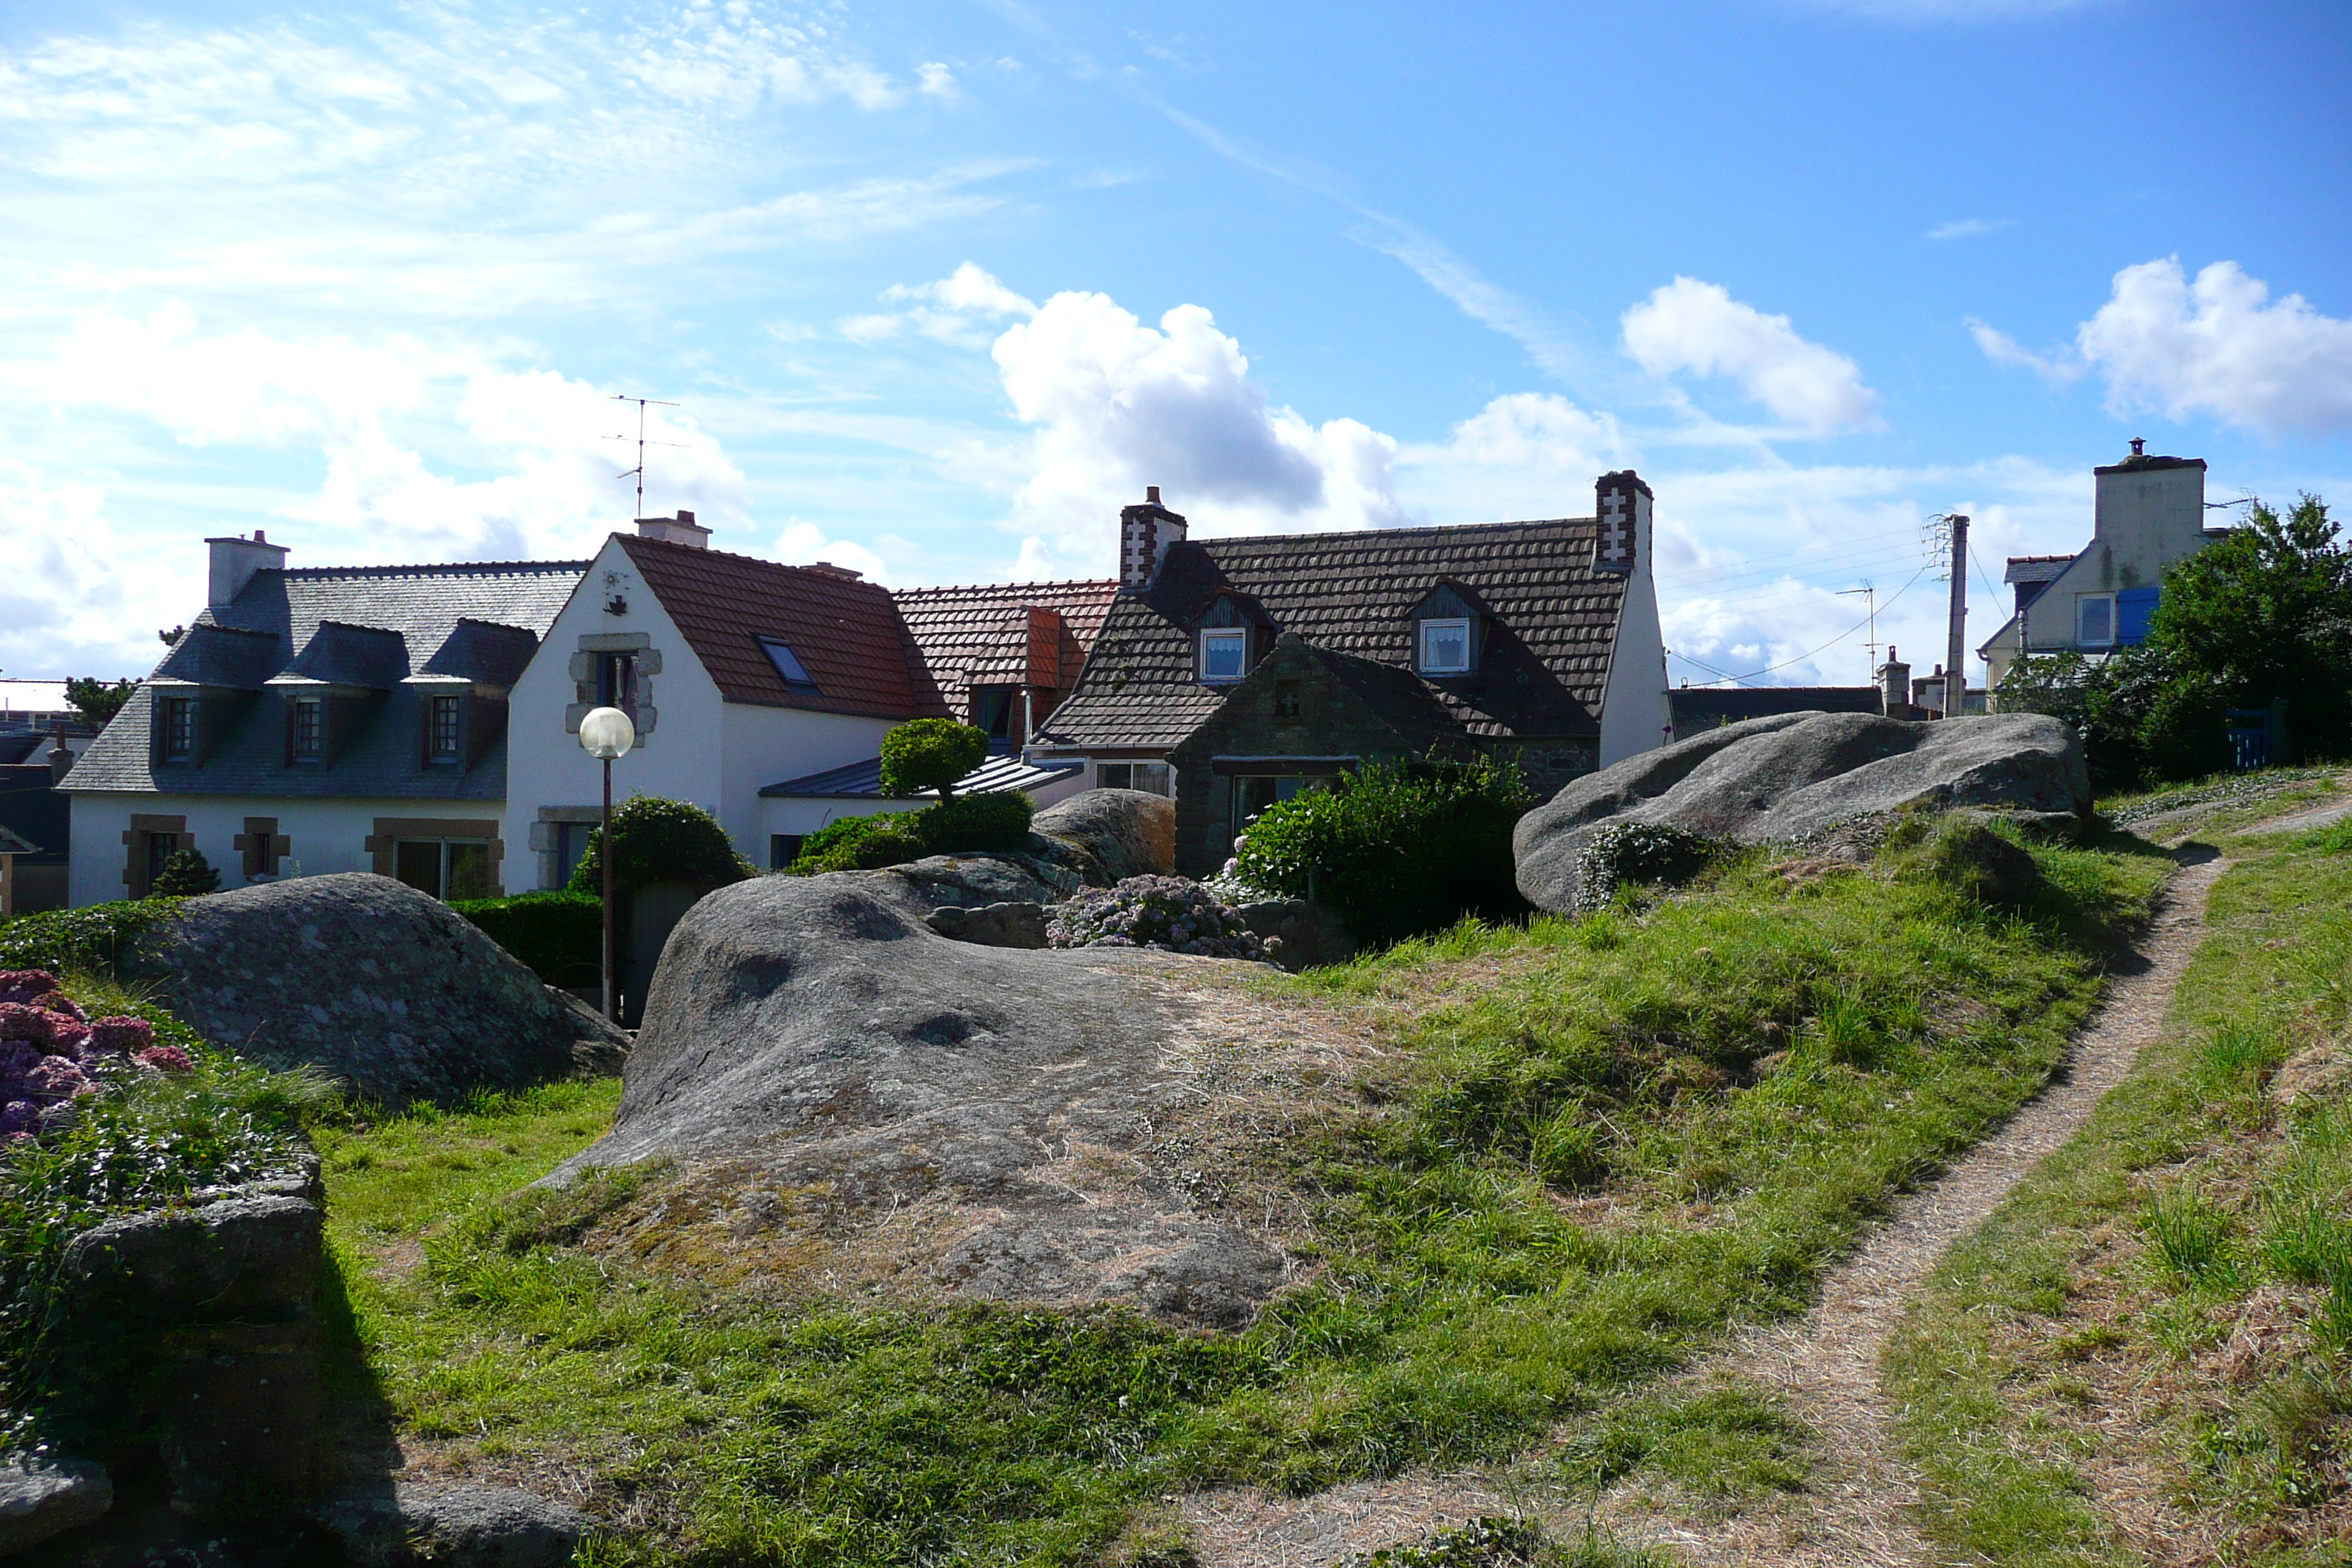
[565,632,660,745]
[363,818,503,883]
[529,805,604,892]
[121,813,189,898]
[235,817,290,879]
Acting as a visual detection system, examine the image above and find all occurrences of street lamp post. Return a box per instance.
[577,706,636,1023]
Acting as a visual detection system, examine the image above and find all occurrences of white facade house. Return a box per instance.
[1980,440,2222,693]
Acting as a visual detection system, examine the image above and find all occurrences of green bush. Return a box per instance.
[449,890,602,988]
[1558,822,1721,916]
[879,717,990,801]
[148,848,220,897]
[917,791,1034,853]
[789,792,1037,875]
[567,795,753,900]
[0,901,178,973]
[1233,755,1537,946]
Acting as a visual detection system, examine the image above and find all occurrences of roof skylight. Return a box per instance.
[759,638,821,691]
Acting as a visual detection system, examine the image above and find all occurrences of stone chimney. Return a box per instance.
[1119,487,1188,592]
[1594,471,1651,576]
[636,510,710,548]
[47,722,72,786]
[205,529,289,609]
[1878,645,1911,715]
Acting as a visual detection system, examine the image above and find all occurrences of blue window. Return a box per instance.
[2117,587,2160,645]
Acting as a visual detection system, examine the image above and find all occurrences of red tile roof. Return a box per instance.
[892,578,1118,713]
[618,535,948,719]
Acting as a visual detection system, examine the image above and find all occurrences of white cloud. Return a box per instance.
[1928,217,2012,241]
[1395,394,1628,522]
[775,520,889,581]
[916,62,959,102]
[0,458,186,681]
[1966,316,2084,385]
[856,262,1039,346]
[2073,257,2352,437]
[1621,278,1880,434]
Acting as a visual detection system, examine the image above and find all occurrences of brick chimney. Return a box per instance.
[205,529,289,609]
[1878,645,1911,715]
[636,509,710,548]
[1594,471,1650,576]
[1119,486,1188,592]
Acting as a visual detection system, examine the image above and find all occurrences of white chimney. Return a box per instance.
[206,530,290,608]
[1118,489,1187,592]
[636,509,711,549]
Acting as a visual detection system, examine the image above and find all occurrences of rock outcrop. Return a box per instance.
[315,1482,589,1568]
[1030,789,1177,882]
[552,872,1289,1328]
[0,1456,111,1557]
[1515,712,2090,913]
[924,901,1049,949]
[122,874,630,1103]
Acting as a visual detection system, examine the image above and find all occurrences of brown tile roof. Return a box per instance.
[1036,518,1626,750]
[619,535,948,720]
[892,578,1118,713]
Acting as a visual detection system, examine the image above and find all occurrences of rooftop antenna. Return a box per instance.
[608,395,682,519]
[1838,579,1880,680]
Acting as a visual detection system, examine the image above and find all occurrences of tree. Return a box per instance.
[567,794,754,900]
[878,718,990,802]
[2149,493,2352,763]
[65,678,137,728]
[149,848,221,897]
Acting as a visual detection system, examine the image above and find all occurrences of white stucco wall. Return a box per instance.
[1598,489,1673,766]
[1983,459,2208,690]
[721,702,897,857]
[69,794,509,905]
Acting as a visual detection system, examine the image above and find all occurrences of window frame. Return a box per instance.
[428,693,464,763]
[1272,679,1303,720]
[393,837,496,901]
[162,696,195,761]
[1096,761,1172,796]
[1199,627,1250,684]
[290,696,324,761]
[758,638,819,692]
[596,652,640,713]
[2076,592,2117,649]
[1417,617,1474,676]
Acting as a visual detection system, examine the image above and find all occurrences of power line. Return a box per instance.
[1668,562,1932,685]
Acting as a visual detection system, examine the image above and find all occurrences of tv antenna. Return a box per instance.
[1838,579,1880,677]
[608,395,682,519]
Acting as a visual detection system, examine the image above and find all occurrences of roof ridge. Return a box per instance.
[276,559,594,578]
[1191,516,1594,549]
[619,532,905,594]
[892,578,1120,596]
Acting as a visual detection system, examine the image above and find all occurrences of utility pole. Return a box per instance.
[1942,514,1970,718]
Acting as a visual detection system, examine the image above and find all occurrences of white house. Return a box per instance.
[1979,440,2225,693]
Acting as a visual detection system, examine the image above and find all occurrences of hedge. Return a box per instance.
[449,891,602,989]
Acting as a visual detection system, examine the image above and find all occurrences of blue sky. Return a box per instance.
[3,0,2348,690]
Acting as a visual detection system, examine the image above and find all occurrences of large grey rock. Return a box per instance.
[1233,899,1356,972]
[1515,712,2091,913]
[61,1194,322,1317]
[315,1482,588,1568]
[123,873,630,1103]
[0,1455,110,1557]
[925,901,1049,949]
[1031,789,1177,881]
[552,872,1289,1327]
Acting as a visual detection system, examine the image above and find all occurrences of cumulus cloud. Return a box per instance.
[2073,257,2352,437]
[990,291,1406,571]
[1966,316,2084,385]
[1621,278,1879,434]
[0,458,184,680]
[848,262,1039,346]
[775,520,889,581]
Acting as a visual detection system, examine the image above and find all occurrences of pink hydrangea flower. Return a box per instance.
[0,1003,47,1043]
[0,970,60,1006]
[40,993,88,1024]
[84,1017,156,1055]
[134,1044,196,1074]
[24,1056,91,1099]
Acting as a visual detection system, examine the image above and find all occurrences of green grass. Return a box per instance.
[1886,827,2352,1567]
[314,828,2173,1566]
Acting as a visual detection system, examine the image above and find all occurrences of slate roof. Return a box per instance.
[2003,554,2075,586]
[619,535,949,720]
[64,559,588,798]
[1669,686,1883,731]
[892,579,1118,713]
[761,750,1082,799]
[1036,519,1627,750]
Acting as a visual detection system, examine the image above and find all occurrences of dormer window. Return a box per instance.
[162,697,195,761]
[1200,628,1249,683]
[429,694,463,763]
[760,638,820,693]
[290,697,323,761]
[1418,617,1473,675]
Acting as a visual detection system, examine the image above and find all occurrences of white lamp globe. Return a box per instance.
[578,706,636,761]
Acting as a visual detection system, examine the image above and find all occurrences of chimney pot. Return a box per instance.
[1145,486,1161,505]
[635,512,711,549]
[2130,437,2145,457]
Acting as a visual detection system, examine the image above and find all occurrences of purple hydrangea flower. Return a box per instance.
[0,970,61,1007]
[0,1099,36,1135]
[135,1044,196,1074]
[84,1017,157,1055]
[25,1056,91,1099]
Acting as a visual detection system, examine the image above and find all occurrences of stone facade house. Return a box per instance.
[1030,473,1673,875]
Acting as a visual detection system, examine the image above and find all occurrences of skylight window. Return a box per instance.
[760,638,821,690]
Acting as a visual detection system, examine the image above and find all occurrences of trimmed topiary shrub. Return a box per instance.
[788,792,1037,875]
[916,791,1034,854]
[448,890,602,988]
[1046,876,1277,962]
[568,795,755,900]
[879,717,990,802]
[148,848,220,897]
[1558,823,1721,916]
[1232,755,1537,946]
